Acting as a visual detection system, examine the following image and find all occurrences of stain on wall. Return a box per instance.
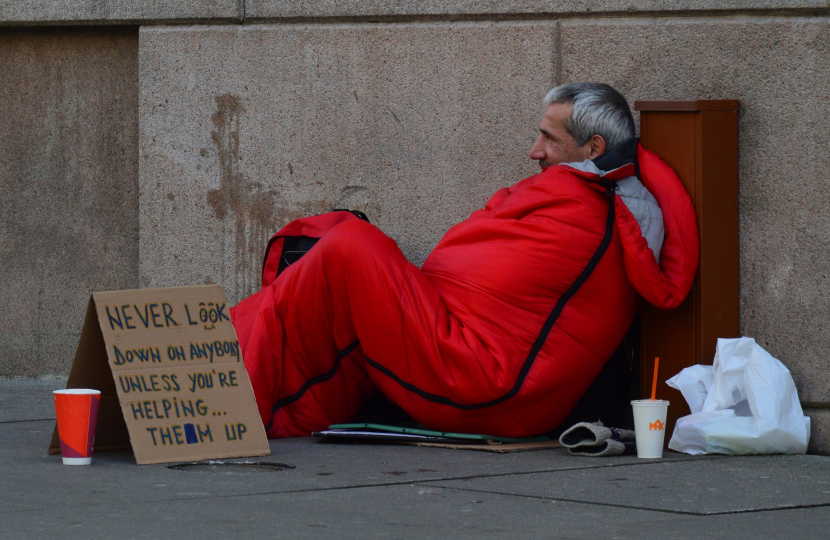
[207,94,276,299]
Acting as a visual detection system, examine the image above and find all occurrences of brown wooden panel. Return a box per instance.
[635,100,740,112]
[635,100,739,445]
[697,109,741,363]
[639,109,699,429]
[641,290,696,431]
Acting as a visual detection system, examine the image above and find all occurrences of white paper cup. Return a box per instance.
[631,399,669,458]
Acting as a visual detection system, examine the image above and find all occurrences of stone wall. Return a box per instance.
[3,2,830,450]
[0,27,138,376]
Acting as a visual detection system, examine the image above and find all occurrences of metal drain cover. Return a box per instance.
[168,460,294,472]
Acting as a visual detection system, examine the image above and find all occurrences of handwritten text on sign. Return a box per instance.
[93,285,269,464]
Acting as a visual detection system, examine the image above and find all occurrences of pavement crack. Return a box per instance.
[0,418,54,424]
[110,456,726,507]
[426,485,830,517]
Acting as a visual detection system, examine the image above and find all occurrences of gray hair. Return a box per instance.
[543,83,635,150]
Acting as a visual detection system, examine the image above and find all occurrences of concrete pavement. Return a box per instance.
[3,377,830,539]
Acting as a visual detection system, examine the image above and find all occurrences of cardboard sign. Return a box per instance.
[49,285,270,464]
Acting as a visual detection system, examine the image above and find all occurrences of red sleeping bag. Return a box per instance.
[231,145,699,438]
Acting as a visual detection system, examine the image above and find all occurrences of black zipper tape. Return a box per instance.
[364,186,617,409]
[265,341,360,432]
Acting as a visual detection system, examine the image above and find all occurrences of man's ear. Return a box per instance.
[587,134,607,159]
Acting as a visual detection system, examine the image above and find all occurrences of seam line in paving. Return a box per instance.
[428,485,830,517]
[22,473,830,519]
[79,455,723,508]
[0,418,54,424]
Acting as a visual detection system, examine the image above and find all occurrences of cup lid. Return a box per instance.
[630,399,669,405]
[54,389,101,395]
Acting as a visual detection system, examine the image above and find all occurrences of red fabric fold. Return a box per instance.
[615,146,699,309]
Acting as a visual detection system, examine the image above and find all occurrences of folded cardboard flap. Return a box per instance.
[49,298,130,455]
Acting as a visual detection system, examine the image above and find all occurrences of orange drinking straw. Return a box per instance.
[650,357,660,401]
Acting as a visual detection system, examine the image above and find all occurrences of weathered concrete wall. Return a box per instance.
[0,27,139,376]
[138,23,556,302]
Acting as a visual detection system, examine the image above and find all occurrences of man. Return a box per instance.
[531,82,633,167]
[232,83,698,438]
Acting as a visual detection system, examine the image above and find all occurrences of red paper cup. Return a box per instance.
[54,389,101,465]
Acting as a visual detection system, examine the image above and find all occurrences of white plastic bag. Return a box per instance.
[666,337,810,455]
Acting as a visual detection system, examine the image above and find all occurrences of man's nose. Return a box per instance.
[529,137,546,160]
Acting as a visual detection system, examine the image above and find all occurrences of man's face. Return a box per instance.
[529,103,592,171]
